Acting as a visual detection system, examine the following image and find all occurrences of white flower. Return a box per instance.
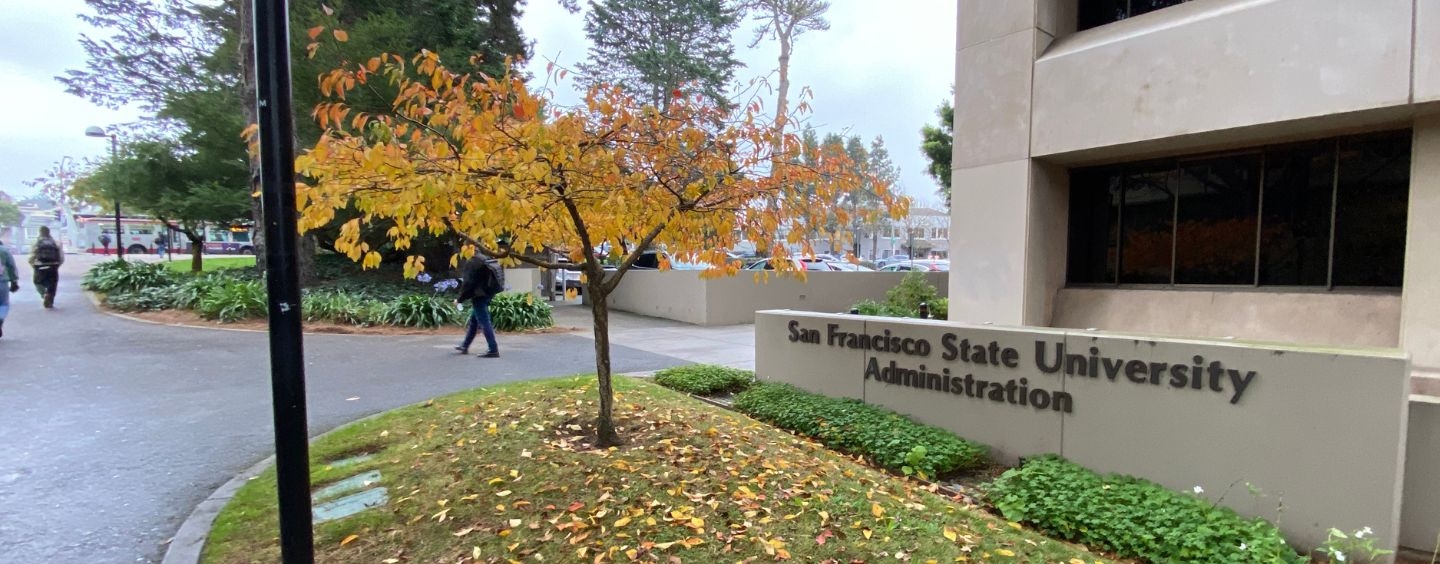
[1358,526,1373,538]
[1192,485,1204,494]
[1239,543,1247,551]
[1334,550,1347,562]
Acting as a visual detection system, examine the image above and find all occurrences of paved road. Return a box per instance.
[0,256,685,563]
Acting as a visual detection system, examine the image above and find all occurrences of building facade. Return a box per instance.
[951,0,1437,552]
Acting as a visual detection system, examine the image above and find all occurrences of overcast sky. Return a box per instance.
[0,0,955,207]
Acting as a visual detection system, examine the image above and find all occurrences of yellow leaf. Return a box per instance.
[339,534,358,546]
[996,549,1015,557]
[944,527,958,542]
[871,503,885,518]
[1008,522,1023,530]
[1069,560,1086,564]
[496,490,512,497]
[614,517,631,527]
[862,529,873,540]
[332,29,349,42]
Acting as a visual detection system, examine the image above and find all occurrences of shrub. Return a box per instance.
[733,382,986,477]
[852,299,910,317]
[984,455,1305,564]
[304,291,375,325]
[83,260,175,294]
[932,297,948,320]
[487,292,553,332]
[885,271,939,315]
[197,279,268,322]
[654,364,754,395]
[106,286,179,312]
[379,294,463,328]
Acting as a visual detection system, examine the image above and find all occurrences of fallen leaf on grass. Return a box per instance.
[339,534,358,546]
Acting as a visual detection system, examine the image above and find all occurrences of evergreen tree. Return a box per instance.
[921,98,954,205]
[580,0,743,110]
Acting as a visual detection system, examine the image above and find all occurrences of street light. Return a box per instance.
[84,126,123,261]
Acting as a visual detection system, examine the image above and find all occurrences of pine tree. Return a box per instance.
[580,0,743,110]
[921,98,954,205]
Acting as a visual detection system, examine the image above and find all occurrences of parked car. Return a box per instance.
[743,257,837,271]
[876,254,911,268]
[825,261,874,272]
[880,259,949,272]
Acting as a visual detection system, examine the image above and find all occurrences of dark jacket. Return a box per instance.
[28,236,64,268]
[457,257,501,304]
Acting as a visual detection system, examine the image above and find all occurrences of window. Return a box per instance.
[1067,130,1411,288]
[231,231,251,243]
[1079,0,1193,31]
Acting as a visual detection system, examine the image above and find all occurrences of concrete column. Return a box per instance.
[948,0,1068,326]
[1401,114,1440,389]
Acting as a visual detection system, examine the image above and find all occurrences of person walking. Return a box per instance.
[454,254,504,358]
[0,235,19,338]
[98,232,111,255]
[29,226,64,309]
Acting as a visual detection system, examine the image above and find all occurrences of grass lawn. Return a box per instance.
[165,255,256,273]
[203,377,1106,563]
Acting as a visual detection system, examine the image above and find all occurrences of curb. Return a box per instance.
[160,371,659,563]
[161,454,275,564]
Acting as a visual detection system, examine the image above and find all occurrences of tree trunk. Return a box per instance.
[776,38,791,132]
[589,285,621,448]
[238,0,265,277]
[191,243,204,273]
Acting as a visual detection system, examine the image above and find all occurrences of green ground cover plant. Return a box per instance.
[90,259,555,331]
[82,260,175,294]
[653,364,754,395]
[984,455,1304,563]
[203,377,1096,563]
[733,382,987,478]
[487,291,554,332]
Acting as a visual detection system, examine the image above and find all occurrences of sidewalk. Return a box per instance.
[550,300,756,370]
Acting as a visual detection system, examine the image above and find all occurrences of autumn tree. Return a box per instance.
[580,0,743,110]
[921,97,954,204]
[297,52,902,446]
[739,0,829,135]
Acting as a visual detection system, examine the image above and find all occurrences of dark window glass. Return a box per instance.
[1067,169,1121,284]
[1131,0,1190,17]
[1120,165,1175,284]
[1259,142,1334,286]
[1067,130,1409,288]
[1078,0,1129,30]
[1174,155,1260,284]
[1333,132,1411,287]
[1078,0,1193,31]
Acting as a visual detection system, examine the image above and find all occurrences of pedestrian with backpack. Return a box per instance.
[29,226,64,309]
[0,235,19,338]
[454,254,505,357]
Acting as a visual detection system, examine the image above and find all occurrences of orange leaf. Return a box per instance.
[332,29,349,42]
[339,534,358,546]
[307,26,323,40]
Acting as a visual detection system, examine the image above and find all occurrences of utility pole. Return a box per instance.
[252,0,314,561]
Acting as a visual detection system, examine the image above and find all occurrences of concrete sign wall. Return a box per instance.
[755,310,1413,552]
[606,271,948,326]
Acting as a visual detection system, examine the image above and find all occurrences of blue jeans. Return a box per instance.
[460,295,498,353]
[0,283,9,322]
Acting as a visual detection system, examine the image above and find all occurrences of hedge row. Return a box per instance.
[732,381,987,478]
[653,365,755,395]
[85,260,552,330]
[984,455,1305,563]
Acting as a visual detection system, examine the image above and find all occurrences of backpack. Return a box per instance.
[482,260,505,296]
[34,239,61,265]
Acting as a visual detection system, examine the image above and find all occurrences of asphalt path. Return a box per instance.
[0,256,685,563]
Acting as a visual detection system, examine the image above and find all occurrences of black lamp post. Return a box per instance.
[84,126,123,261]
